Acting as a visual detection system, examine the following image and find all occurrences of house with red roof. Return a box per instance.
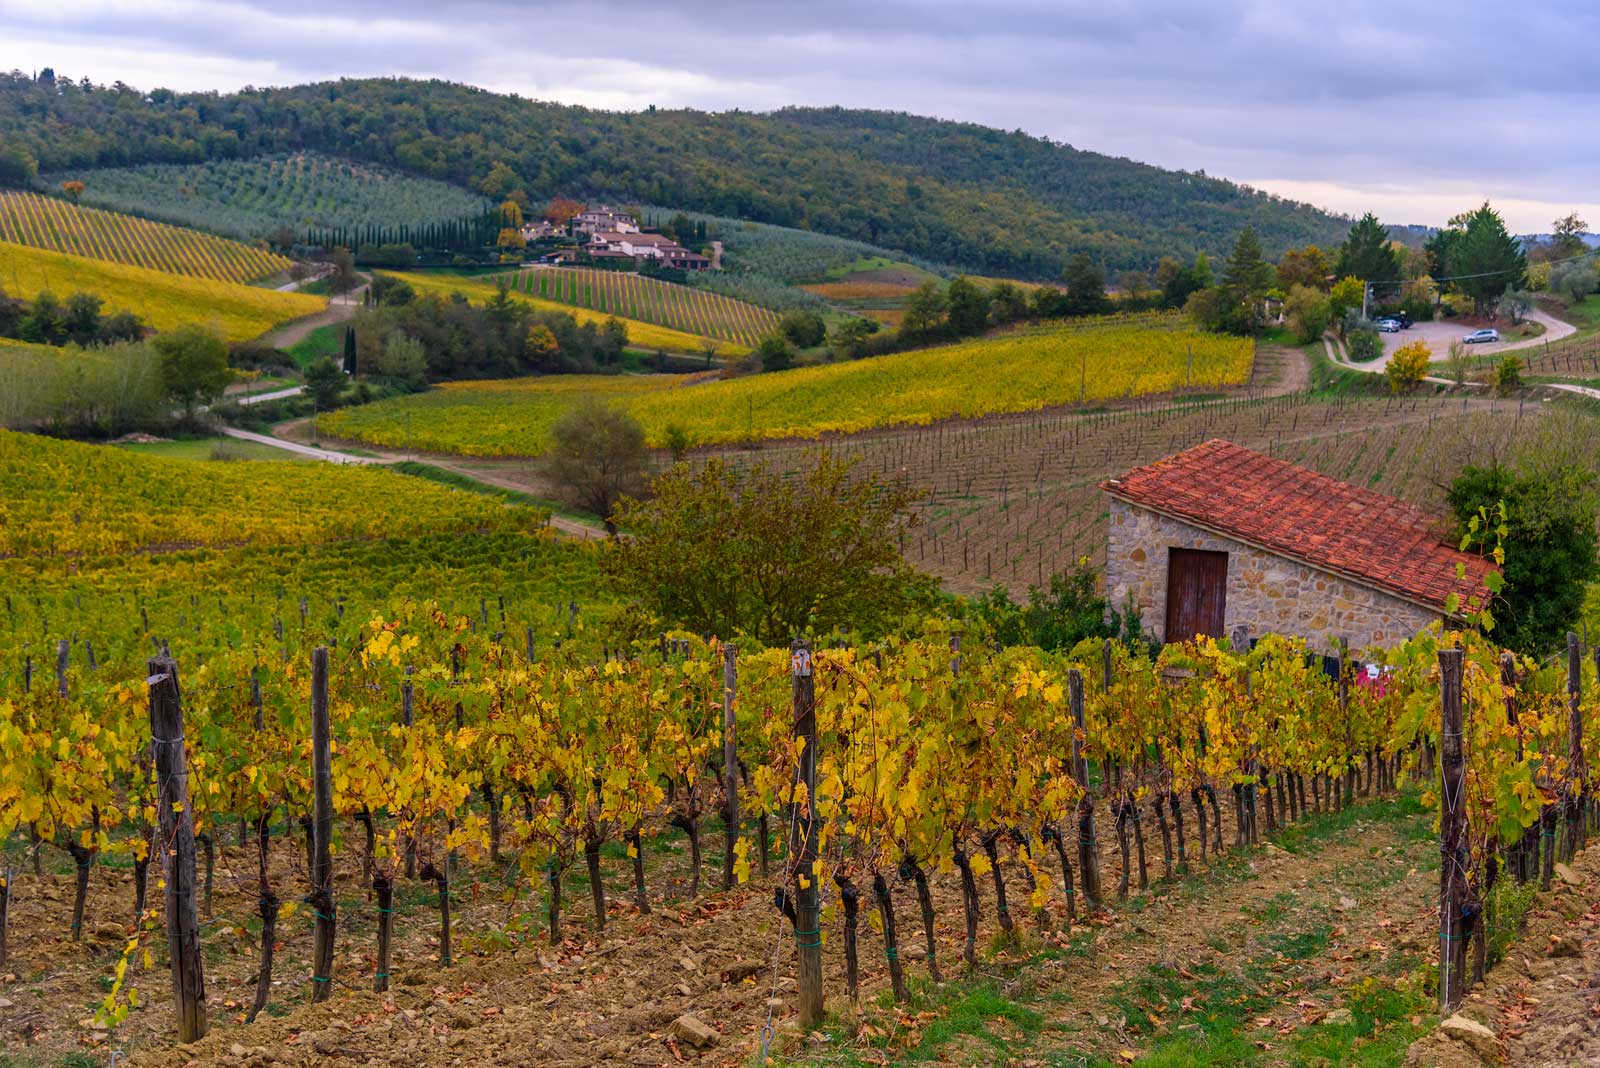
[1100,440,1499,651]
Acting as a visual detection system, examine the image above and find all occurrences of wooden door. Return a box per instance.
[1165,548,1228,643]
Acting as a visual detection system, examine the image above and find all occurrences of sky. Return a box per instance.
[3,0,1596,233]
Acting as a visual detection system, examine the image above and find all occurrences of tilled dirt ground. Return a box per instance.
[3,792,1591,1068]
[1403,842,1600,1068]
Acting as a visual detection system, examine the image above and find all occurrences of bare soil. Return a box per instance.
[0,782,1501,1068]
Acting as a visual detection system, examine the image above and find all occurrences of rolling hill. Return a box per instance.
[0,73,1350,278]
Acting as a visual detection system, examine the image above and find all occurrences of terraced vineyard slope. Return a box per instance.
[46,152,496,248]
[321,315,1254,455]
[0,190,288,282]
[0,241,323,339]
[504,266,778,348]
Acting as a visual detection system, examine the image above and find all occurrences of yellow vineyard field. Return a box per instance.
[322,319,1255,456]
[0,241,323,340]
[0,428,536,557]
[386,271,747,354]
[0,190,288,283]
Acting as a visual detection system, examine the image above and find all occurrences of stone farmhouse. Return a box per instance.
[573,207,640,235]
[587,230,710,270]
[1101,439,1498,653]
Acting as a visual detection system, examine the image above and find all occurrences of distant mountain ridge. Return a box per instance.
[0,73,1352,277]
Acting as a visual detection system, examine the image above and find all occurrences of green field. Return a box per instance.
[504,266,778,348]
[320,316,1255,456]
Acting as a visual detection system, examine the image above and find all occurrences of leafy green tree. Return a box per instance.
[1550,261,1597,305]
[330,246,358,294]
[1283,284,1331,344]
[756,334,793,372]
[945,275,990,335]
[901,280,948,335]
[1551,212,1589,259]
[1060,253,1110,316]
[478,161,521,200]
[1450,203,1527,314]
[827,317,877,359]
[0,137,38,186]
[303,355,346,410]
[988,281,1030,324]
[1276,245,1331,290]
[1329,275,1366,321]
[1184,286,1230,333]
[154,324,231,416]
[1448,451,1599,655]
[779,308,827,348]
[376,331,428,390]
[599,317,629,363]
[63,291,103,344]
[1333,213,1400,294]
[545,401,650,534]
[604,452,933,643]
[1221,228,1272,333]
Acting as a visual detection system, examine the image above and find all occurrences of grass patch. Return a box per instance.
[288,322,344,369]
[117,437,306,462]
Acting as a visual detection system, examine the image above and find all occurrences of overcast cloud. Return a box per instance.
[2,0,1595,232]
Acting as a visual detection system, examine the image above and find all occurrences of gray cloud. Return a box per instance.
[3,0,1596,230]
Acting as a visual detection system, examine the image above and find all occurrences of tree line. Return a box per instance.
[0,72,1350,277]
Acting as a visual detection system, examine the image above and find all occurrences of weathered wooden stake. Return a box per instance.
[309,647,335,1002]
[147,655,208,1043]
[721,642,740,891]
[1069,668,1102,907]
[788,638,824,1028]
[1438,648,1469,1014]
[1565,632,1586,859]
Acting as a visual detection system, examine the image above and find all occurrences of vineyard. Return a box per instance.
[44,153,496,250]
[0,191,288,283]
[385,271,735,354]
[500,266,778,348]
[0,241,324,340]
[708,390,1549,594]
[320,317,1253,456]
[0,429,541,557]
[2,585,1597,1065]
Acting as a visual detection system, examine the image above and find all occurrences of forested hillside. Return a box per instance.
[0,73,1349,276]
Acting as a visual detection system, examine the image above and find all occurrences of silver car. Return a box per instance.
[1463,328,1500,344]
[1375,318,1401,333]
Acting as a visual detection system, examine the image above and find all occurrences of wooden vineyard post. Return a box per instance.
[721,642,739,892]
[1566,632,1587,859]
[789,639,824,1029]
[1070,668,1102,908]
[309,647,336,1002]
[1438,648,1469,1014]
[147,656,208,1043]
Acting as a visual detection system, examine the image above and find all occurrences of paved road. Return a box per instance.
[234,385,304,406]
[220,423,610,539]
[220,426,382,464]
[1365,308,1575,370]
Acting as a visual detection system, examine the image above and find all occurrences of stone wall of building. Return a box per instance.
[1104,498,1440,653]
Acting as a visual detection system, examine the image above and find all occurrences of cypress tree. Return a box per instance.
[342,326,357,376]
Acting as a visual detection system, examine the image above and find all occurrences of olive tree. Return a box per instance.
[544,401,650,534]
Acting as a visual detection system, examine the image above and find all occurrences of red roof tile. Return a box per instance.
[1102,439,1497,613]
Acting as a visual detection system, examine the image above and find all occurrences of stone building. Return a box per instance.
[1101,439,1497,653]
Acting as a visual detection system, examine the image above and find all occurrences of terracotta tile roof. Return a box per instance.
[1102,439,1498,613]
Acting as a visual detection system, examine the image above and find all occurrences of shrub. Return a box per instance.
[1283,284,1331,344]
[1386,340,1431,392]
[1495,354,1523,395]
[1347,325,1384,363]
